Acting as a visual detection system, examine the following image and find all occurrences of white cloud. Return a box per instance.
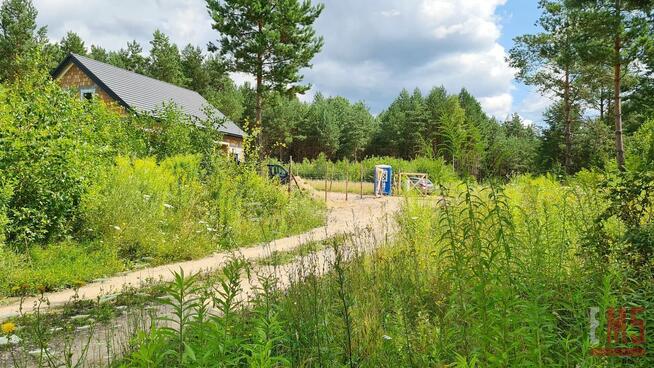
[515,89,554,126]
[380,9,401,17]
[35,0,213,51]
[34,0,517,119]
[229,72,255,87]
[305,0,514,117]
[479,94,513,120]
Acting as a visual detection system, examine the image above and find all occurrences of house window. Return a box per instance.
[80,87,96,101]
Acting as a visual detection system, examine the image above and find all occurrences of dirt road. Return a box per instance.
[0,191,401,321]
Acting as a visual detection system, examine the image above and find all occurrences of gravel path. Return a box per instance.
[0,191,401,322]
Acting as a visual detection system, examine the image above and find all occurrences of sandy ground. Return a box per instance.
[0,189,401,321]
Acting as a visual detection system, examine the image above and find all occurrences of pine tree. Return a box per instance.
[148,30,184,85]
[181,44,209,93]
[59,31,86,56]
[338,101,374,160]
[568,0,653,170]
[206,0,324,150]
[439,96,472,174]
[509,0,585,173]
[0,0,47,82]
[89,45,108,62]
[424,86,448,156]
[108,40,147,74]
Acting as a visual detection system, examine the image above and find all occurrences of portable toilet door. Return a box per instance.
[374,165,393,196]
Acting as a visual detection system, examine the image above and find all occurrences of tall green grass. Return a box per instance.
[112,174,652,367]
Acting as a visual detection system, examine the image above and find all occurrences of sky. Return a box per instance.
[34,0,551,125]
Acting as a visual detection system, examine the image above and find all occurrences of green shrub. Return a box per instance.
[82,155,325,263]
[0,76,137,247]
[627,119,654,171]
[206,158,325,247]
[131,104,224,161]
[0,76,227,250]
[0,179,12,246]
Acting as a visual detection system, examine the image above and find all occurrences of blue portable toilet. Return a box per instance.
[374,165,393,196]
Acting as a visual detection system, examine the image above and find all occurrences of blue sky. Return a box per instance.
[497,0,547,125]
[35,0,552,125]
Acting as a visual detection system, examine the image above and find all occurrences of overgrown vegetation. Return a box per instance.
[0,73,324,297]
[103,173,652,367]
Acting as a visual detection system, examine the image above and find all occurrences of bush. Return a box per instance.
[82,155,325,263]
[0,179,12,246]
[206,158,325,247]
[0,76,136,247]
[0,77,227,249]
[627,119,654,171]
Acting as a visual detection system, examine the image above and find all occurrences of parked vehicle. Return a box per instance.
[408,176,434,194]
[267,164,290,184]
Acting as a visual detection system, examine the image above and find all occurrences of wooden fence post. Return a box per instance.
[324,166,328,203]
[329,163,333,192]
[288,156,292,195]
[360,161,364,199]
[345,160,349,201]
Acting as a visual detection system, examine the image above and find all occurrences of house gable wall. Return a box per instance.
[55,63,125,114]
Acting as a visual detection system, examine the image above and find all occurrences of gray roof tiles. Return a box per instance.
[59,54,245,138]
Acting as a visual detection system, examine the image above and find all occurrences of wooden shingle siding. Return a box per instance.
[56,63,125,114]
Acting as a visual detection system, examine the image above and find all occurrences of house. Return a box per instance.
[52,53,245,160]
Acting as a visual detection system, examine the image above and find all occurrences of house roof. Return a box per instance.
[52,53,245,138]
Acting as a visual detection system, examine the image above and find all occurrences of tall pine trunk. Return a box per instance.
[254,21,264,157]
[563,67,573,173]
[613,0,626,171]
[255,70,262,145]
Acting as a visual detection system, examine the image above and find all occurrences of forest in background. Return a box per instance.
[3,0,653,180]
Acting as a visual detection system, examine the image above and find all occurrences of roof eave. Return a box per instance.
[51,53,132,111]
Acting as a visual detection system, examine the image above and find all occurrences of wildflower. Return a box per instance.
[164,203,174,209]
[1,322,16,335]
